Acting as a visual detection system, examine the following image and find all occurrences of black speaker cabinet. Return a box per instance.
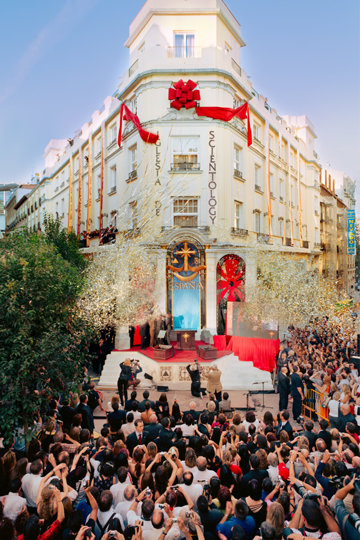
[156,385,169,392]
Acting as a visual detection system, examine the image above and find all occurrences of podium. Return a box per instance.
[176,330,196,351]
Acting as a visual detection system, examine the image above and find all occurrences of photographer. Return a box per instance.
[334,474,360,540]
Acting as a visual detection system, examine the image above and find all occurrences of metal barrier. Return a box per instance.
[302,388,329,421]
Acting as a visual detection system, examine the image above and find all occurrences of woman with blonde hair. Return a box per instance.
[256,449,268,471]
[267,501,285,540]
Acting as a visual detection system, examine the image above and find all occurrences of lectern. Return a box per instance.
[176,330,196,351]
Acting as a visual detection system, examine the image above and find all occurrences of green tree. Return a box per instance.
[0,229,90,443]
[43,214,87,270]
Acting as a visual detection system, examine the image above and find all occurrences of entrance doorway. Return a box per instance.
[216,254,245,334]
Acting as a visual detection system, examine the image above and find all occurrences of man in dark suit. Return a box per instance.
[125,391,139,412]
[139,322,150,349]
[240,454,269,496]
[290,365,304,422]
[182,401,201,423]
[138,390,155,413]
[77,394,94,435]
[59,399,75,432]
[316,419,332,450]
[107,401,126,433]
[129,326,135,348]
[126,419,145,457]
[303,420,317,451]
[143,414,162,443]
[187,361,202,398]
[278,367,290,411]
[156,418,177,451]
[276,410,294,440]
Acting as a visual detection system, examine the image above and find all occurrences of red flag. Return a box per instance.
[195,103,252,146]
[118,103,159,147]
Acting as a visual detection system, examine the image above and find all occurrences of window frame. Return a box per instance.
[173,197,199,227]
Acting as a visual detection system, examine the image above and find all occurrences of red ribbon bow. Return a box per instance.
[168,79,201,110]
[118,103,159,147]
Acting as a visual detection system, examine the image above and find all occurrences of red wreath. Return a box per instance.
[168,79,201,110]
[217,257,245,304]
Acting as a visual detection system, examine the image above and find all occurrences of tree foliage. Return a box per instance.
[0,228,90,443]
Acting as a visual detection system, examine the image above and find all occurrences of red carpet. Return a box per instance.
[113,340,231,363]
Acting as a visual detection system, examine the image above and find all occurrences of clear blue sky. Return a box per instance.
[0,0,359,199]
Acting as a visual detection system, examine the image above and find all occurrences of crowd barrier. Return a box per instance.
[302,388,329,421]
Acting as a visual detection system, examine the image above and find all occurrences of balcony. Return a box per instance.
[285,237,293,247]
[161,225,210,233]
[108,186,117,195]
[257,233,269,243]
[302,240,309,249]
[234,169,244,180]
[167,46,202,58]
[232,227,248,236]
[314,243,321,249]
[254,184,263,193]
[279,196,284,202]
[170,163,200,172]
[126,170,138,183]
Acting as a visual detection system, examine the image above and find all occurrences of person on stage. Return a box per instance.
[290,365,304,422]
[203,366,222,401]
[186,359,203,398]
[117,358,133,406]
[129,325,135,348]
[278,366,290,411]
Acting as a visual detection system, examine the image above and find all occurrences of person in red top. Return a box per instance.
[18,487,64,540]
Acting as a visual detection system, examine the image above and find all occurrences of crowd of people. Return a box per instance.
[1,318,360,539]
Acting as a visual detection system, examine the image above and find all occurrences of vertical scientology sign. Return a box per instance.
[347,209,356,255]
[208,130,217,225]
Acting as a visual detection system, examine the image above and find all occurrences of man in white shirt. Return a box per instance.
[2,478,27,522]
[21,459,43,508]
[115,485,138,527]
[90,490,124,535]
[194,457,217,484]
[127,490,165,540]
[180,471,203,506]
[110,466,132,507]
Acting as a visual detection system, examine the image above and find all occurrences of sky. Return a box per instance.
[0,0,359,202]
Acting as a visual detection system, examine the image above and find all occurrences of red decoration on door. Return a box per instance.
[168,79,201,110]
[217,257,245,304]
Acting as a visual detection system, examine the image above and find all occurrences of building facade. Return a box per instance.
[6,0,356,333]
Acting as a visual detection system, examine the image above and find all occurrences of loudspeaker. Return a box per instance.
[157,385,169,392]
[144,373,153,381]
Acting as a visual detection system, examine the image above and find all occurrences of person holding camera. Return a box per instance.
[334,474,360,540]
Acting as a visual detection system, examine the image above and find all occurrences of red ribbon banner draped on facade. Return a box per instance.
[195,103,252,146]
[118,103,159,148]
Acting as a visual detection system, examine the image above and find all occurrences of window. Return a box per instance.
[109,123,117,144]
[254,164,262,191]
[270,172,275,196]
[129,201,137,228]
[254,211,261,233]
[171,136,199,171]
[279,218,284,238]
[97,174,101,199]
[253,123,261,141]
[55,202,59,218]
[233,145,243,175]
[173,198,198,227]
[291,183,295,205]
[96,136,101,156]
[271,215,275,235]
[61,198,65,217]
[315,227,320,244]
[279,179,285,201]
[234,201,244,229]
[74,156,79,173]
[269,134,274,152]
[109,165,117,191]
[129,144,137,173]
[174,32,195,58]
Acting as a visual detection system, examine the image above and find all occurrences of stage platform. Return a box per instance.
[98,347,273,392]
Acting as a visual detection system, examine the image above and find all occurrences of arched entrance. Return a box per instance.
[166,239,206,330]
[216,254,245,335]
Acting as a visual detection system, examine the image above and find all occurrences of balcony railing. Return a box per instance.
[302,240,309,249]
[257,233,269,243]
[232,227,248,236]
[234,169,244,180]
[254,184,263,193]
[285,237,293,247]
[170,163,200,172]
[167,46,202,58]
[126,170,138,183]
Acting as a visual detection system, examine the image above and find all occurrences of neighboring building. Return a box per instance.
[5,182,37,233]
[0,184,18,234]
[10,0,356,331]
[319,169,356,295]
